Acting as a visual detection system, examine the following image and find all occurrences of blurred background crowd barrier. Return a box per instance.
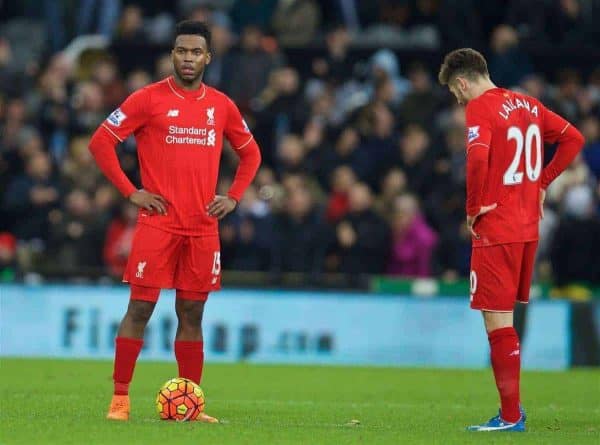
[2,284,599,368]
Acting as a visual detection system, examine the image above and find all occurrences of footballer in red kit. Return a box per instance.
[90,21,261,422]
[438,49,584,431]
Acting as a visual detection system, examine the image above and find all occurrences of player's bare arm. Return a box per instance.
[207,195,237,220]
[129,190,168,215]
[466,203,497,239]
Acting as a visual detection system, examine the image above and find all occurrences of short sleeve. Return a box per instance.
[101,88,150,142]
[465,101,492,153]
[224,97,253,150]
[540,103,571,144]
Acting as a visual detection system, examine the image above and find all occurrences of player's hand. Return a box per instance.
[540,188,546,219]
[467,203,497,239]
[207,195,237,220]
[129,189,168,215]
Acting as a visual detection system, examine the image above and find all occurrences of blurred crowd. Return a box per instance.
[1,0,600,286]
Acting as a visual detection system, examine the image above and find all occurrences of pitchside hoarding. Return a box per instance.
[0,285,569,369]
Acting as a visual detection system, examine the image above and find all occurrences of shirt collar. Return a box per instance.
[167,76,207,100]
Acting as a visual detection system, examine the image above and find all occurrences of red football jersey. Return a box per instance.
[100,77,254,236]
[465,88,571,247]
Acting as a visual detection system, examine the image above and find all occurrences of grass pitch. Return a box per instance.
[0,359,598,444]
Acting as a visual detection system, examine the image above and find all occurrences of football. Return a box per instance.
[155,377,205,421]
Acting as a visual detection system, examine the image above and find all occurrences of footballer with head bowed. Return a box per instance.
[438,48,584,432]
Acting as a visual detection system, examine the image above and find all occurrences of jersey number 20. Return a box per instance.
[503,124,542,185]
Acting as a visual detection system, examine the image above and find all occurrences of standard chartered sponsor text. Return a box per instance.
[166,126,216,146]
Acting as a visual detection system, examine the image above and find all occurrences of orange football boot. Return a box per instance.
[106,394,130,420]
[194,412,219,423]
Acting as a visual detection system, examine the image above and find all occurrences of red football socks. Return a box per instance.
[113,337,144,395]
[488,327,521,423]
[175,340,204,385]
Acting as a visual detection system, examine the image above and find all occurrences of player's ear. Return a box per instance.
[206,51,212,65]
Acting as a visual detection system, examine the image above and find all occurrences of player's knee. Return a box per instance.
[175,299,204,327]
[126,300,155,325]
[483,311,513,332]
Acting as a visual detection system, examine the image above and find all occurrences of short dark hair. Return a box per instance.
[438,48,489,85]
[174,20,211,49]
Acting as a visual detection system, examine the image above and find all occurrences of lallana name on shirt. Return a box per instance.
[498,98,539,120]
[166,125,216,146]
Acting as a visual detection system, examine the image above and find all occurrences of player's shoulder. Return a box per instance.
[204,84,235,105]
[140,77,175,96]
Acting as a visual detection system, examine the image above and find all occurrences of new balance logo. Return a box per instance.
[136,261,147,278]
[509,349,520,356]
[167,109,179,117]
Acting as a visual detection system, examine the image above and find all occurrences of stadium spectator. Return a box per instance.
[394,124,434,196]
[272,0,322,46]
[316,127,360,189]
[271,183,328,275]
[386,193,438,277]
[325,165,357,223]
[0,232,17,282]
[547,0,592,46]
[229,0,278,32]
[221,25,282,110]
[398,62,440,128]
[438,0,484,48]
[551,185,600,286]
[42,0,121,52]
[61,136,104,193]
[203,12,235,89]
[310,25,353,87]
[581,116,600,180]
[552,68,582,123]
[353,101,396,188]
[252,67,308,165]
[90,58,127,110]
[3,152,60,241]
[222,184,273,271]
[368,49,411,106]
[48,189,104,271]
[488,24,532,88]
[113,4,147,44]
[374,167,407,217]
[334,182,389,275]
[103,201,138,277]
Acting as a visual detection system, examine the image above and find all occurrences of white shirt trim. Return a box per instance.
[102,123,123,142]
[468,142,490,148]
[167,77,206,100]
[560,123,570,135]
[196,84,206,100]
[232,135,253,150]
[167,78,185,99]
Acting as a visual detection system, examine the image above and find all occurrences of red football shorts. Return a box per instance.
[469,241,538,312]
[123,224,221,297]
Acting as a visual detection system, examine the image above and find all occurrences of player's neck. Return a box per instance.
[471,78,497,100]
[173,73,204,91]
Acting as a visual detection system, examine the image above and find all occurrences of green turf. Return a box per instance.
[0,359,598,444]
